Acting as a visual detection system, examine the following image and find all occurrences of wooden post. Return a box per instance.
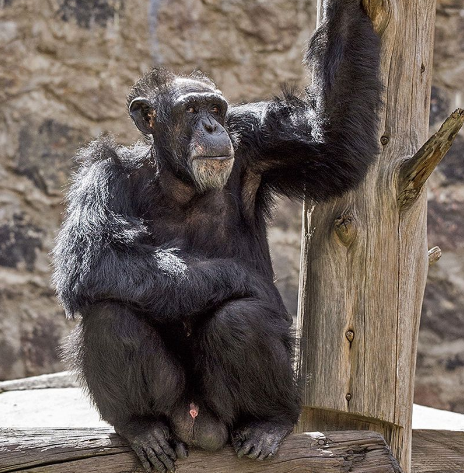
[296,0,464,471]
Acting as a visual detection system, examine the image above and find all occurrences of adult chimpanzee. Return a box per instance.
[53,1,381,472]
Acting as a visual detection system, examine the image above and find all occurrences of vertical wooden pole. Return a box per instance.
[296,1,438,472]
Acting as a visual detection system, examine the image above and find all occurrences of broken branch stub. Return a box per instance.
[428,246,442,266]
[398,108,464,211]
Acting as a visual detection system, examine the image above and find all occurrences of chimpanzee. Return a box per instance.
[53,1,381,472]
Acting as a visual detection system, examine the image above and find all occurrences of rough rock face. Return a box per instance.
[415,0,464,413]
[0,0,462,414]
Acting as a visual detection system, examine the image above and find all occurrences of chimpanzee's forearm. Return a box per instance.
[57,243,275,320]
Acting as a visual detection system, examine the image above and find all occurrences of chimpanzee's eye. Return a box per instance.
[186,106,196,114]
[211,105,220,114]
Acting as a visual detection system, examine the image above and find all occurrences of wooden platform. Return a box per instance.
[0,428,402,473]
[412,430,464,473]
[1,427,462,472]
[1,377,462,472]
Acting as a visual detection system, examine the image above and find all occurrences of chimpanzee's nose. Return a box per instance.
[202,119,218,133]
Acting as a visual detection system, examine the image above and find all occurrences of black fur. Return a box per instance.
[54,2,381,472]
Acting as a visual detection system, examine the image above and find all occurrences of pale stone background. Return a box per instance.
[0,0,462,413]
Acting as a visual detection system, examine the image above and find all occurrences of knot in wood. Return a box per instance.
[345,393,352,402]
[380,135,389,145]
[345,330,355,343]
[334,213,357,246]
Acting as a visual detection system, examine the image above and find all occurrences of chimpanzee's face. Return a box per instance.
[129,77,235,193]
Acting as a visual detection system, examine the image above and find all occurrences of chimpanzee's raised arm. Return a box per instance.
[227,0,381,202]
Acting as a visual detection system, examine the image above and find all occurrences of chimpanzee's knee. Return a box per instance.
[194,298,299,425]
[66,302,185,425]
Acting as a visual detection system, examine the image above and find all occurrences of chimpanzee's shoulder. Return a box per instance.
[75,136,152,171]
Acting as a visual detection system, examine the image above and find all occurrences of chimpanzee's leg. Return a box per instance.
[66,302,186,473]
[193,298,300,460]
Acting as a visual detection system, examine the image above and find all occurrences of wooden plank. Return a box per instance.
[411,430,464,473]
[0,428,401,473]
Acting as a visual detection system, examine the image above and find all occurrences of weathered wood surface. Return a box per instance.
[295,1,464,473]
[411,430,464,473]
[0,372,78,393]
[0,428,401,473]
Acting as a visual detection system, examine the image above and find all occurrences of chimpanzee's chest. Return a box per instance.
[146,190,251,259]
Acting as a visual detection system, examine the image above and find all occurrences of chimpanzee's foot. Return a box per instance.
[231,421,292,460]
[116,419,181,473]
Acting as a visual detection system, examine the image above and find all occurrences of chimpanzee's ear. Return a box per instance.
[129,97,156,134]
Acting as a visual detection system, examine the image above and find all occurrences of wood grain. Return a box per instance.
[0,428,401,473]
[411,430,464,473]
[297,1,438,472]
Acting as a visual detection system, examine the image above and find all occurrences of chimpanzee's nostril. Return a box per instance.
[203,120,217,133]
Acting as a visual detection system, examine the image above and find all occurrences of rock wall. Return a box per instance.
[0,0,462,413]
[415,0,464,414]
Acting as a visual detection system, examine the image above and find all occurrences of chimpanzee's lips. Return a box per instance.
[193,155,234,161]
